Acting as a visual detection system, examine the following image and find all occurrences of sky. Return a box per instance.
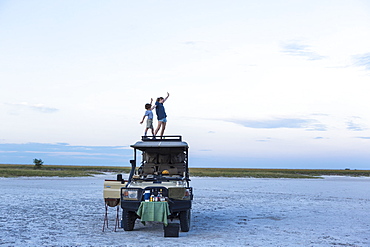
[1,0,370,169]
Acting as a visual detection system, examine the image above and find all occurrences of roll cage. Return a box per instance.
[127,136,190,186]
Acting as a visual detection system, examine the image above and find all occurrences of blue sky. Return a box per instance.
[1,0,370,169]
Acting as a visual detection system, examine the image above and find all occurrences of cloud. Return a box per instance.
[5,102,59,114]
[310,113,330,117]
[256,140,268,142]
[347,123,364,131]
[24,150,122,157]
[281,42,325,61]
[346,117,367,131]
[355,137,370,140]
[183,41,197,45]
[353,53,370,70]
[0,143,131,165]
[227,117,327,131]
[182,40,208,46]
[256,137,272,142]
[305,123,327,131]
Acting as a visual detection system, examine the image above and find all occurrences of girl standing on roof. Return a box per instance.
[152,92,169,137]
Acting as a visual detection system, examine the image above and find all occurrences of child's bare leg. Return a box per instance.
[160,122,166,136]
[150,128,155,136]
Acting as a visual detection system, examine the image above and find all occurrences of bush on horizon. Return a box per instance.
[33,159,44,169]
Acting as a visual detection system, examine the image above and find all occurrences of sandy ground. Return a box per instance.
[0,174,369,247]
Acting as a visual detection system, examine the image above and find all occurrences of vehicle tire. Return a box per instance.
[179,209,191,232]
[122,210,136,231]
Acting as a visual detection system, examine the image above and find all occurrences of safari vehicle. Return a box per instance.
[121,135,193,232]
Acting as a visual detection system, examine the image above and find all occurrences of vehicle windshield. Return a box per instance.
[134,150,187,181]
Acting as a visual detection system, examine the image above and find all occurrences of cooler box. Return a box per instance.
[164,223,180,237]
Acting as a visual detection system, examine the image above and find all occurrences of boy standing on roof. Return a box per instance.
[140,98,154,137]
[152,92,170,137]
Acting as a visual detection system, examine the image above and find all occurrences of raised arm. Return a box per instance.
[163,92,170,103]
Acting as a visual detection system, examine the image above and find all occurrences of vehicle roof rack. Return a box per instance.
[141,135,182,142]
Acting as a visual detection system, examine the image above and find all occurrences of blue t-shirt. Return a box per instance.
[155,101,167,120]
[145,110,153,119]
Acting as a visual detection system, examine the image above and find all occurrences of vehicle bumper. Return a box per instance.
[121,200,192,213]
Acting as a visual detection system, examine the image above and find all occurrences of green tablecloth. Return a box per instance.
[136,201,170,225]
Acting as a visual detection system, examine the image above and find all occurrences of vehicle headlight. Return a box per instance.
[168,187,192,200]
[183,189,192,200]
[121,188,142,201]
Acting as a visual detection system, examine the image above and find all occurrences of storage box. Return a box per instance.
[163,223,180,237]
[103,180,123,199]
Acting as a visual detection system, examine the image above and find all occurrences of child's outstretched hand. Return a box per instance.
[140,121,143,124]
